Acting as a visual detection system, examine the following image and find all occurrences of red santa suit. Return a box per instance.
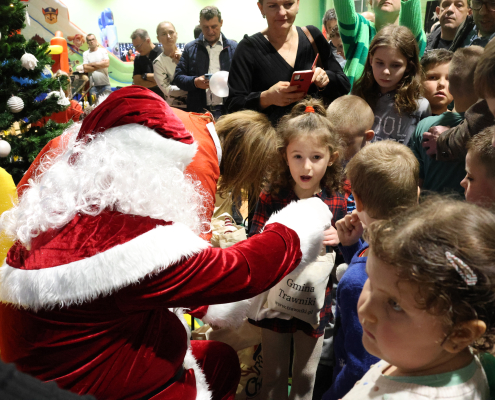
[0,87,330,400]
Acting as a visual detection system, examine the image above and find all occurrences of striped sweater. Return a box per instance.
[335,0,426,88]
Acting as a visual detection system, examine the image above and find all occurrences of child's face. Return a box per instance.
[422,62,453,115]
[331,36,345,59]
[286,135,333,198]
[344,134,366,161]
[461,150,495,207]
[358,252,452,374]
[370,46,408,94]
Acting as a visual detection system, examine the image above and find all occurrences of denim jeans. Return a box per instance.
[89,85,112,105]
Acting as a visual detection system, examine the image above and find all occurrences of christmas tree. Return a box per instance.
[0,0,72,184]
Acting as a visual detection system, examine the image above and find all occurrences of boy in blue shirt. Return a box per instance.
[324,141,419,400]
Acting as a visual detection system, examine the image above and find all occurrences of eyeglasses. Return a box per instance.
[134,41,147,51]
[471,0,495,11]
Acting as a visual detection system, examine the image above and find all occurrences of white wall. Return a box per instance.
[60,0,322,45]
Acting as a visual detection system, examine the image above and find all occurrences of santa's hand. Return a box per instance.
[323,226,339,247]
[265,198,332,269]
[336,210,363,247]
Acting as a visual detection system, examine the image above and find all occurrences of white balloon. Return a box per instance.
[21,53,38,71]
[7,96,24,113]
[0,140,11,158]
[209,71,229,98]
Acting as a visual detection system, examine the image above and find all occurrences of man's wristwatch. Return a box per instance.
[141,73,148,81]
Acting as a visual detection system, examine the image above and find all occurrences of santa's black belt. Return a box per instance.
[139,364,185,399]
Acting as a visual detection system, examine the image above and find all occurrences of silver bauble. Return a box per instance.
[7,96,24,113]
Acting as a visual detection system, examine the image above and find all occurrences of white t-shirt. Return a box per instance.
[343,359,489,400]
[153,52,187,109]
[83,47,110,87]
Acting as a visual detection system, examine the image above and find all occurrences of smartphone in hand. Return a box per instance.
[289,54,319,95]
[289,70,315,94]
[205,73,213,80]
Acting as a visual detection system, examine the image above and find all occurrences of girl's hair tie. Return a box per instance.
[305,106,315,113]
[445,251,477,286]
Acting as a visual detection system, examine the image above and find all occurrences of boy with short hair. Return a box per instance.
[326,95,375,213]
[313,95,375,400]
[411,46,484,194]
[435,41,495,159]
[420,49,454,115]
[323,141,419,400]
[474,39,495,117]
[461,126,495,206]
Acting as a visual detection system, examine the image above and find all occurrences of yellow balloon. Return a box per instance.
[47,45,63,55]
[0,168,17,264]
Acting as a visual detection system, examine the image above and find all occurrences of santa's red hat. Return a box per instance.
[77,86,196,165]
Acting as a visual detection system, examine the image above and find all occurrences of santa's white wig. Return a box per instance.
[1,87,207,245]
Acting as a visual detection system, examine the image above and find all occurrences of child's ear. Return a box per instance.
[442,320,487,353]
[328,151,339,166]
[364,130,375,143]
[353,192,364,212]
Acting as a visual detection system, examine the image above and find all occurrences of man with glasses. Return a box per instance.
[450,0,495,50]
[131,29,163,98]
[83,34,111,104]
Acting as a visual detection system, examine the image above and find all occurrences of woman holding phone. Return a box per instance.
[226,0,350,123]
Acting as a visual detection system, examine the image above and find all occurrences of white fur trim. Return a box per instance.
[265,198,332,273]
[202,299,251,329]
[172,308,192,348]
[104,124,198,170]
[183,348,212,400]
[0,223,210,311]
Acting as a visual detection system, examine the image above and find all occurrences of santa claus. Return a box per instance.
[0,87,330,400]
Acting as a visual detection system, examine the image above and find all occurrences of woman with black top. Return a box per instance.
[226,0,350,124]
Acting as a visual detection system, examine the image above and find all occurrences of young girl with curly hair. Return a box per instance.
[352,25,430,146]
[343,198,494,399]
[248,98,347,400]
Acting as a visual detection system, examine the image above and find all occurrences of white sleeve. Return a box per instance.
[83,51,89,65]
[153,57,170,96]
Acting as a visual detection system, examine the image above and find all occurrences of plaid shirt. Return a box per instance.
[343,179,356,214]
[248,187,346,338]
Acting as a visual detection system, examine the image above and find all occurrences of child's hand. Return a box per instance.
[336,210,363,247]
[422,126,450,156]
[323,226,339,247]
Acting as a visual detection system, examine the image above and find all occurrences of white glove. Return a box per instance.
[265,198,332,271]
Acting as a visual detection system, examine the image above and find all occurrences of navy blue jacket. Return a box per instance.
[323,240,379,400]
[173,33,237,113]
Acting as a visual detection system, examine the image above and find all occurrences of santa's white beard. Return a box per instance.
[1,124,208,245]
